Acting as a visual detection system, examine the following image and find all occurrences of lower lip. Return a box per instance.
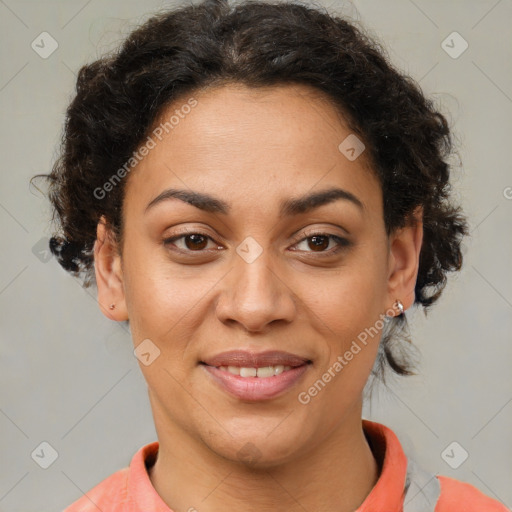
[201,363,310,401]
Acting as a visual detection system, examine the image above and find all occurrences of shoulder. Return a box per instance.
[435,475,510,512]
[62,466,131,512]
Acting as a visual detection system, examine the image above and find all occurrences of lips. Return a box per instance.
[200,350,312,401]
[201,350,310,368]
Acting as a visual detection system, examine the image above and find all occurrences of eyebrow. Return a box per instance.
[144,186,364,216]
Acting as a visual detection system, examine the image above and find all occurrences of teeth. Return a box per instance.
[273,365,285,375]
[217,365,293,377]
[240,367,257,377]
[256,366,276,378]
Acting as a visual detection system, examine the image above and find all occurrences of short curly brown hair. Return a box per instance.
[34,0,468,379]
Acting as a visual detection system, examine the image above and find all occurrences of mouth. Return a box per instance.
[202,364,298,378]
[199,350,312,401]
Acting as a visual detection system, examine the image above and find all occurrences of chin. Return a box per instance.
[204,428,307,469]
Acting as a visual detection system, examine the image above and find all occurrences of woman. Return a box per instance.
[37,0,507,510]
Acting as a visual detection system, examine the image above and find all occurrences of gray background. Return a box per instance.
[0,0,511,510]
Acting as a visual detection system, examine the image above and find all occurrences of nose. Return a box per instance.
[214,243,297,333]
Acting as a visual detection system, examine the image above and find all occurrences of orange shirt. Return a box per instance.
[63,420,509,511]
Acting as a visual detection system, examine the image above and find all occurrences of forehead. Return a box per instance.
[123,82,381,216]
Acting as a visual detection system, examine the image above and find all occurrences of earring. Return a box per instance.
[109,303,116,310]
[394,299,404,316]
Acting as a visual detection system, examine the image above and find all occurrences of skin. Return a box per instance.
[94,83,423,512]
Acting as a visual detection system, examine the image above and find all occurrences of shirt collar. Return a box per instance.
[357,419,408,511]
[128,440,170,511]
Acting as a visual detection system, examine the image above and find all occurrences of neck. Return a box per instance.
[148,402,380,512]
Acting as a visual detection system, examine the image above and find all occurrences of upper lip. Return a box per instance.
[201,350,311,368]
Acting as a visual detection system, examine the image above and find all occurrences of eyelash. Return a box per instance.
[163,229,350,257]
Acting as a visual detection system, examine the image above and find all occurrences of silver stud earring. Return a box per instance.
[394,299,404,316]
[109,303,116,310]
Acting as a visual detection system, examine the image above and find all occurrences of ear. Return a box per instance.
[94,216,128,321]
[386,206,424,312]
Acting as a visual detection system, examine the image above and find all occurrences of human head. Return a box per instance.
[36,0,467,462]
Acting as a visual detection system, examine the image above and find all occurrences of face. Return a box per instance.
[95,83,421,467]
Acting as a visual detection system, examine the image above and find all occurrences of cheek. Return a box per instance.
[121,237,212,330]
[295,249,387,388]
[297,279,384,423]
[299,255,388,338]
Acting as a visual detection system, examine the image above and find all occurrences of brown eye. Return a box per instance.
[163,232,217,253]
[307,235,330,252]
[293,233,350,255]
[182,234,208,251]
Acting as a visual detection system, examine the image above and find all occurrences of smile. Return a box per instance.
[216,364,293,377]
[201,362,311,401]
